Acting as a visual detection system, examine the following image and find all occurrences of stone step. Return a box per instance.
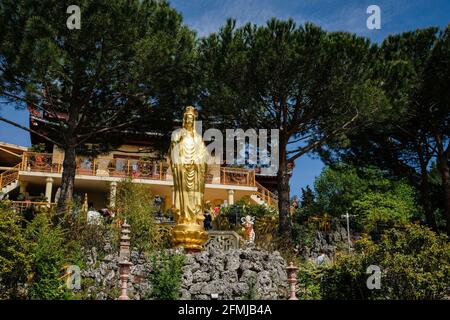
[0,179,19,199]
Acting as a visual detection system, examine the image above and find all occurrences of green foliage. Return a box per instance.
[198,19,387,236]
[221,199,277,218]
[0,0,199,211]
[320,26,450,235]
[353,182,419,235]
[27,144,47,153]
[0,202,32,298]
[321,224,450,299]
[26,213,67,300]
[314,165,388,217]
[147,251,185,300]
[243,274,259,300]
[308,164,421,232]
[116,180,160,253]
[292,221,317,248]
[296,261,325,300]
[53,199,112,263]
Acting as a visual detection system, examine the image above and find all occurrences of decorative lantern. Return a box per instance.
[286,262,298,300]
[118,220,132,300]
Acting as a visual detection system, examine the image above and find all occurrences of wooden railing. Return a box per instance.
[7,200,56,213]
[254,181,278,207]
[94,158,170,180]
[0,163,20,190]
[308,214,332,232]
[20,152,258,187]
[22,152,56,172]
[220,167,256,186]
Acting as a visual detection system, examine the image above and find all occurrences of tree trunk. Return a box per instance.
[277,145,292,237]
[418,146,437,230]
[435,132,450,236]
[56,145,77,215]
[438,157,450,236]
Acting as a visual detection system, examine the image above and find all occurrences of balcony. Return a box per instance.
[21,152,257,187]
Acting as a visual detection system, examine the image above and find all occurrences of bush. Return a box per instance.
[116,179,161,253]
[147,251,185,300]
[296,261,325,300]
[321,224,450,299]
[353,182,420,236]
[218,200,277,231]
[292,221,317,248]
[308,165,422,233]
[0,202,32,298]
[26,213,67,299]
[55,199,113,263]
[243,274,259,300]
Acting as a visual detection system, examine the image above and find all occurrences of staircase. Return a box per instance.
[0,164,20,199]
[251,181,278,208]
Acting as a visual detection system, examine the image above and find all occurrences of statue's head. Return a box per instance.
[183,106,196,131]
[241,215,255,225]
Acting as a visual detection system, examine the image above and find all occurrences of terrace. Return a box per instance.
[1,152,277,209]
[20,152,257,186]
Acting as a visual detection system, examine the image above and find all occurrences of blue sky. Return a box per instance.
[0,0,449,196]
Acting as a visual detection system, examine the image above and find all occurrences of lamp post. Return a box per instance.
[341,211,351,253]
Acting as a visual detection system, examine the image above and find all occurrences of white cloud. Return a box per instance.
[178,0,305,37]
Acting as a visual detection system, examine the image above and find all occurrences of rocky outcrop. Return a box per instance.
[181,247,288,300]
[299,219,350,260]
[80,246,288,300]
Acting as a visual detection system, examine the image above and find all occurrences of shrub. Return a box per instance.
[292,221,317,248]
[243,274,259,300]
[27,143,46,153]
[321,224,450,299]
[56,199,112,262]
[217,200,277,232]
[0,202,32,298]
[115,179,161,253]
[311,165,422,232]
[26,213,67,300]
[147,251,185,300]
[353,182,420,236]
[296,261,325,300]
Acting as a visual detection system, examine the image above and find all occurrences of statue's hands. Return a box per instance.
[171,129,184,143]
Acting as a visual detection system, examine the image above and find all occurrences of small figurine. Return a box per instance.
[241,215,255,244]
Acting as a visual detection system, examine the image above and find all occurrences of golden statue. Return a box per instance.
[169,106,209,251]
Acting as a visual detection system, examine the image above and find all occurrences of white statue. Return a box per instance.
[241,215,255,244]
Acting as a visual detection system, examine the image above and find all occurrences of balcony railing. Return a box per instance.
[255,181,278,207]
[0,163,21,189]
[89,158,170,180]
[21,152,257,187]
[220,167,256,186]
[22,152,58,173]
[8,200,56,214]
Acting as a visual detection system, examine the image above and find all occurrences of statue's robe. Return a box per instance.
[170,128,208,225]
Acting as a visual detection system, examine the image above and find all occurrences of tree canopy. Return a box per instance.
[0,0,198,211]
[321,26,450,235]
[198,18,388,235]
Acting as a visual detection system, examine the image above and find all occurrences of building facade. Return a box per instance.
[1,143,278,212]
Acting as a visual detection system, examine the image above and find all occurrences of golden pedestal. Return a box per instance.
[171,223,208,252]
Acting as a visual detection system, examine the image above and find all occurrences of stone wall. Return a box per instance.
[299,219,350,260]
[80,246,288,300]
[181,247,288,300]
